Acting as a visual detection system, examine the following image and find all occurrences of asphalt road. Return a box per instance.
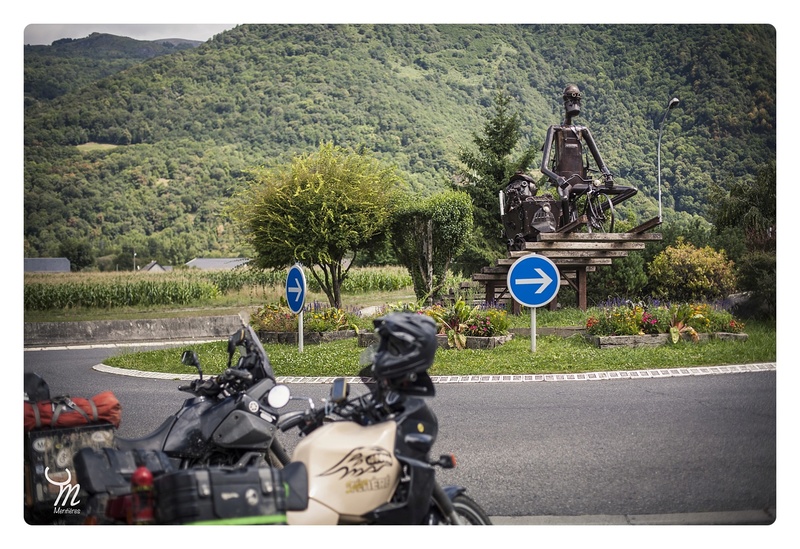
[23,343,777,529]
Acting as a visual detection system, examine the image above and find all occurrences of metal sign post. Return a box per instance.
[506,254,560,352]
[286,264,307,353]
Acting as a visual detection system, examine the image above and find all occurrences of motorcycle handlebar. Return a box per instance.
[223,368,253,382]
[279,408,325,434]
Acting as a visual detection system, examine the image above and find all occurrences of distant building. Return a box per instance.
[185,258,250,271]
[141,261,172,272]
[24,258,71,272]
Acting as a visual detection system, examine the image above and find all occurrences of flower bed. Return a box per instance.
[258,330,357,345]
[585,302,745,338]
[587,331,748,349]
[250,303,360,332]
[250,299,509,350]
[380,298,512,350]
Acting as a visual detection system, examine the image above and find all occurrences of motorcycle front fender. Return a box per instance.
[441,484,468,501]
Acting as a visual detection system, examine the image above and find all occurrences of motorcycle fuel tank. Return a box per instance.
[287,421,400,525]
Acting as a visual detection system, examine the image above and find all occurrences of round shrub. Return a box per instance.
[647,241,736,302]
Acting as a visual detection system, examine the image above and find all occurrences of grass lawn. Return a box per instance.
[104,319,776,378]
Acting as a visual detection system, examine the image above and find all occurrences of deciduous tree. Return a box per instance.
[233,143,401,308]
[391,190,473,302]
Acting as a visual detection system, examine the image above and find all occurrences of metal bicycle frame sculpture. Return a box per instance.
[559,172,634,233]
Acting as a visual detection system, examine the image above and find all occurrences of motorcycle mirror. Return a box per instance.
[267,384,291,409]
[330,377,349,403]
[181,350,199,367]
[228,328,246,355]
[181,350,203,379]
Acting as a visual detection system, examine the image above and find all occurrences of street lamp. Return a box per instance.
[657,97,680,222]
[133,250,137,271]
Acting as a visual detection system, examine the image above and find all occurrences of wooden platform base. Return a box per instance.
[473,220,663,312]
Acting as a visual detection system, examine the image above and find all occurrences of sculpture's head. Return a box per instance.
[563,84,582,118]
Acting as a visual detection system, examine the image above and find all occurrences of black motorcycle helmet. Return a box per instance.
[371,312,438,381]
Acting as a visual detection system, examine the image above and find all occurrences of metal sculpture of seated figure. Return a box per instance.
[540,84,637,229]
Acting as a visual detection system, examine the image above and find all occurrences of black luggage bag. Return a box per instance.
[72,446,176,524]
[74,446,176,496]
[154,462,308,525]
[24,423,116,524]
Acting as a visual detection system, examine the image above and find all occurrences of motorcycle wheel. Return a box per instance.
[450,494,492,525]
[427,494,492,525]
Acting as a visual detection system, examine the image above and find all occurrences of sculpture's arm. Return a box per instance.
[540,125,565,187]
[580,127,613,181]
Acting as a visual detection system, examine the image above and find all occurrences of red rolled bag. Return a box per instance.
[24,392,122,430]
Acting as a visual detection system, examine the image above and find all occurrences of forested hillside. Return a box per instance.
[24,24,776,270]
[24,33,201,101]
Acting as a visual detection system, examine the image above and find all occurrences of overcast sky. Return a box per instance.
[24,24,238,46]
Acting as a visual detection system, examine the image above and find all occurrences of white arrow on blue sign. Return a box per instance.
[506,254,560,308]
[285,264,307,314]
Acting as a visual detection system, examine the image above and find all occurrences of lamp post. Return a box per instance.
[657,97,680,222]
[133,250,137,271]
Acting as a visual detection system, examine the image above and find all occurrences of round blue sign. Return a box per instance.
[285,264,307,314]
[506,254,560,308]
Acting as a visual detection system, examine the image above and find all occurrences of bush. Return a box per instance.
[735,250,776,319]
[647,240,737,302]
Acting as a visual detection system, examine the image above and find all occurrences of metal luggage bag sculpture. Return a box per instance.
[500,172,561,251]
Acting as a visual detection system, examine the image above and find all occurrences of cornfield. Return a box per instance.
[24,266,413,311]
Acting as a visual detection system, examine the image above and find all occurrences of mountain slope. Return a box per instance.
[24,32,201,102]
[23,24,776,268]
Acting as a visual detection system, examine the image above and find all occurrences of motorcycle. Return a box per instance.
[114,313,292,468]
[277,312,492,525]
[27,312,491,525]
[24,314,298,524]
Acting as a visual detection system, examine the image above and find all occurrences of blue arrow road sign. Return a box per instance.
[507,254,560,308]
[285,264,307,314]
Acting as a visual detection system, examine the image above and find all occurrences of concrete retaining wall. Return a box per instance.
[23,320,588,348]
[24,316,244,347]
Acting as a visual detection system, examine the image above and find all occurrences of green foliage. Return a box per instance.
[23,266,414,313]
[708,162,776,318]
[24,24,775,273]
[456,91,538,241]
[735,250,777,318]
[58,237,96,271]
[250,303,359,333]
[24,33,196,102]
[710,161,776,252]
[647,240,737,302]
[24,276,220,310]
[250,304,298,332]
[587,252,649,305]
[463,307,511,337]
[387,299,510,350]
[391,190,473,301]
[233,143,401,308]
[585,302,744,338]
